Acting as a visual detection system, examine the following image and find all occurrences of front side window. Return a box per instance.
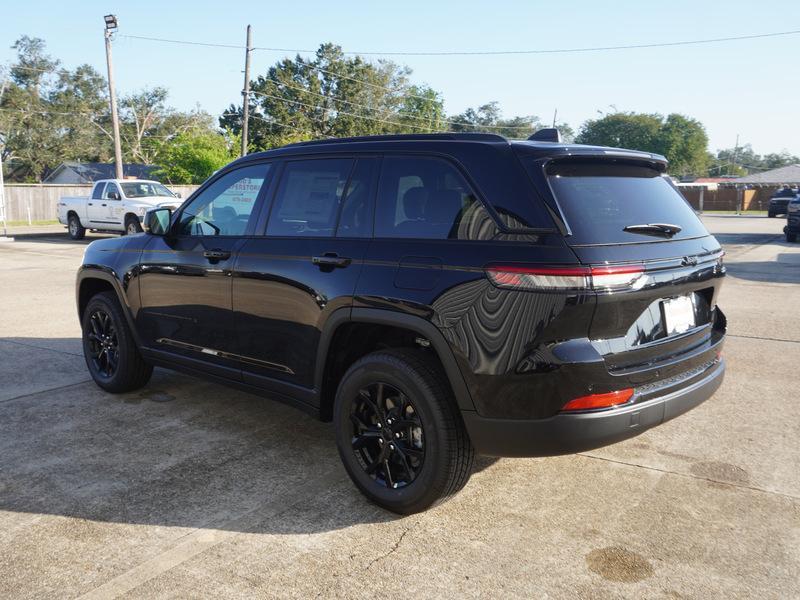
[177,164,270,236]
[267,159,354,237]
[375,156,497,240]
[104,183,121,200]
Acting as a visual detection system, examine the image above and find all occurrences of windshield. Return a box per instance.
[544,161,708,245]
[120,182,175,199]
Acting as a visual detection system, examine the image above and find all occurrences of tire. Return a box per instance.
[68,214,86,240]
[81,291,153,393]
[787,232,798,243]
[333,348,474,514]
[124,215,143,235]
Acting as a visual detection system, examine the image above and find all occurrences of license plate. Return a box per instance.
[662,295,696,335]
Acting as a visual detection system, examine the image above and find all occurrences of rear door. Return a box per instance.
[232,156,378,394]
[525,157,725,371]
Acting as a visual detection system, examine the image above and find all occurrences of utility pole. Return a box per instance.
[0,75,8,238]
[552,108,558,128]
[241,25,253,157]
[104,15,124,180]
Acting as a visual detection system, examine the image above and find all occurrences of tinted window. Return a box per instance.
[104,183,121,200]
[375,156,497,240]
[336,158,377,238]
[267,159,353,237]
[545,161,708,245]
[92,183,106,199]
[177,164,270,236]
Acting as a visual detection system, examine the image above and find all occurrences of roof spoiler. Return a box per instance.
[528,128,562,143]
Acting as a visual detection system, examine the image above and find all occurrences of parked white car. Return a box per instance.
[57,179,182,239]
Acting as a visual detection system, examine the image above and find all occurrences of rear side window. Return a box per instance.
[545,161,708,245]
[375,156,497,240]
[267,159,353,237]
[92,183,106,199]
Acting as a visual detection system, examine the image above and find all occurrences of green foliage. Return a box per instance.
[220,43,447,150]
[154,129,238,184]
[709,144,799,177]
[576,112,710,176]
[1,36,220,182]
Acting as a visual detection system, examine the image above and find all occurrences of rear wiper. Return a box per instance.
[623,223,682,237]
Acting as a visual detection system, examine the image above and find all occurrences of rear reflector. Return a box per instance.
[561,388,634,411]
[486,264,644,291]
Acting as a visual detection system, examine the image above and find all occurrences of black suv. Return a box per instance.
[76,133,726,513]
[768,187,798,218]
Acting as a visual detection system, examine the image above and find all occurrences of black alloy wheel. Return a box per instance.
[350,382,425,489]
[86,309,119,378]
[81,291,153,393]
[334,349,474,514]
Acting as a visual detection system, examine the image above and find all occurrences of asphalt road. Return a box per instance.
[0,216,798,599]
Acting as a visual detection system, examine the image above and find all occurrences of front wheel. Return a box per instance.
[333,349,474,514]
[787,231,798,243]
[82,291,153,393]
[68,214,86,240]
[124,215,143,235]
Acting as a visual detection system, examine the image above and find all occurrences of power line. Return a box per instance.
[121,29,800,56]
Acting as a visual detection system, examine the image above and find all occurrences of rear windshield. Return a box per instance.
[545,161,708,245]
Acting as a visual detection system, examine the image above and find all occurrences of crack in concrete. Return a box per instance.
[728,333,800,344]
[580,453,800,501]
[366,522,416,570]
[0,380,91,404]
[0,338,83,356]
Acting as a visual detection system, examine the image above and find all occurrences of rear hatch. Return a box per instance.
[519,152,725,388]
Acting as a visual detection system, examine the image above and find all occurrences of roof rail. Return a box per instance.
[283,132,507,147]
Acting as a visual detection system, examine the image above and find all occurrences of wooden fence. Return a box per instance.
[677,185,780,212]
[0,184,200,223]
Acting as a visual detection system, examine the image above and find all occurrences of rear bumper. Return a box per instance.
[462,359,725,457]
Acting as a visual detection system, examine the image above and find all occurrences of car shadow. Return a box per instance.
[0,337,499,533]
[724,255,800,284]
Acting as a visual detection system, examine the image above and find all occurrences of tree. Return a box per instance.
[220,43,446,150]
[155,129,238,184]
[448,101,541,138]
[577,112,709,176]
[709,144,799,176]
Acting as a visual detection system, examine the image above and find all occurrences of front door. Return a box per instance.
[137,163,273,377]
[87,182,117,225]
[233,157,378,394]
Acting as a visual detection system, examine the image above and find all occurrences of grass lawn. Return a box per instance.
[3,219,61,227]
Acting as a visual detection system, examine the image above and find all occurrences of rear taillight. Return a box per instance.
[486,264,644,291]
[562,388,634,411]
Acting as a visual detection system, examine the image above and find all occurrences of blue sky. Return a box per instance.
[2,0,799,155]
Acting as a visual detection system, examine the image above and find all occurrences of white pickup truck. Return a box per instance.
[57,179,182,239]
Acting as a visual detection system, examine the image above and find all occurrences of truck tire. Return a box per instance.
[124,215,143,235]
[68,214,86,240]
[81,291,153,393]
[787,231,798,243]
[333,348,474,514]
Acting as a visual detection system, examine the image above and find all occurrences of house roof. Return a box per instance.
[43,161,158,183]
[734,164,800,185]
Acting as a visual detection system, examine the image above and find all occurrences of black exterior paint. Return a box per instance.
[77,134,727,456]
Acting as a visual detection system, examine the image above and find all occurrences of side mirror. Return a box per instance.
[143,208,172,236]
[108,191,121,200]
[175,192,182,199]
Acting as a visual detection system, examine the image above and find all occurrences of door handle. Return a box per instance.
[88,202,93,206]
[312,253,352,269]
[101,203,107,207]
[203,249,232,261]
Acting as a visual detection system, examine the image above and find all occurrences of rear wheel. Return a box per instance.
[333,349,474,514]
[768,212,775,218]
[82,291,152,393]
[787,231,798,243]
[124,215,143,235]
[68,214,86,240]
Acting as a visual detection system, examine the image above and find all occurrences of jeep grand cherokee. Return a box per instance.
[76,132,726,514]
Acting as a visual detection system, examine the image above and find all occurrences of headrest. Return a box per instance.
[402,187,427,220]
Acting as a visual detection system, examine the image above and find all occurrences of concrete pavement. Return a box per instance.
[0,216,798,599]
